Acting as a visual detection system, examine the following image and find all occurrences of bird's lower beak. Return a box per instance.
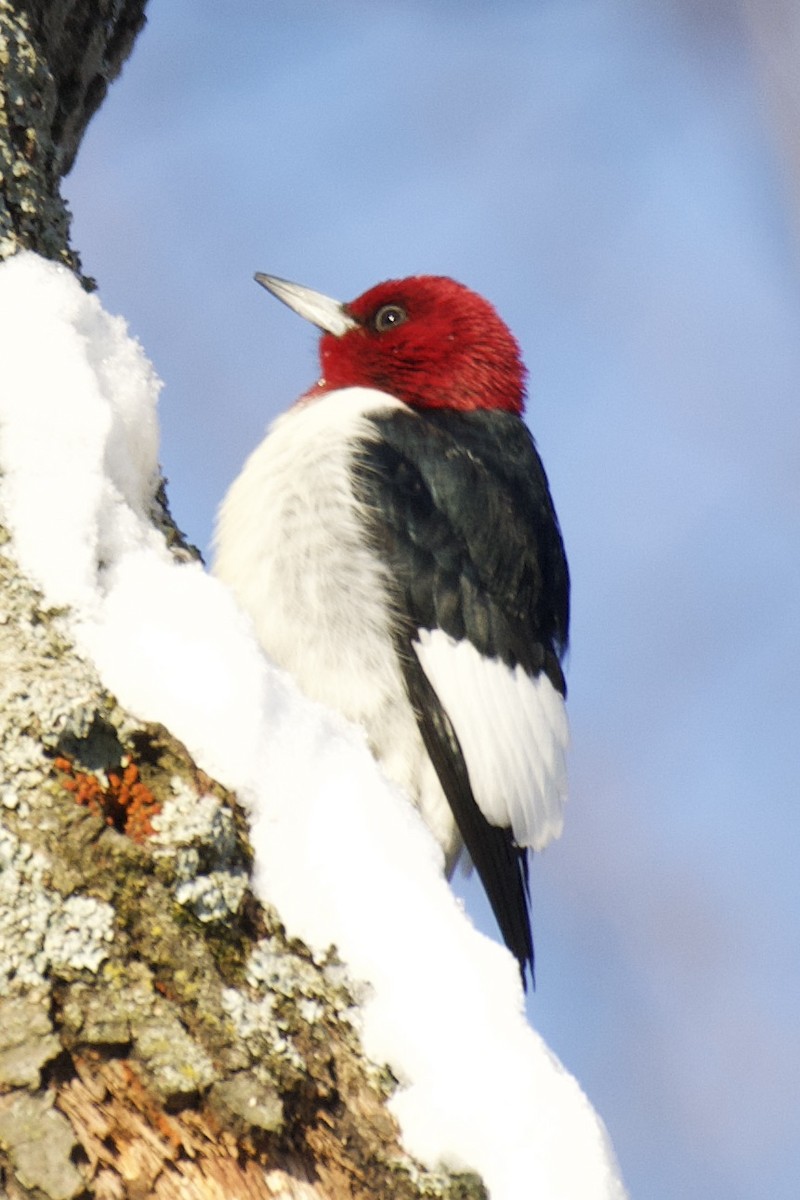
[254,273,356,337]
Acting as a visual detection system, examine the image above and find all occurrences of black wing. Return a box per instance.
[351,407,569,986]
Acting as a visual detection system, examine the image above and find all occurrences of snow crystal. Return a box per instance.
[0,253,627,1200]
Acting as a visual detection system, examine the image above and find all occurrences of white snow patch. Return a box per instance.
[0,253,626,1200]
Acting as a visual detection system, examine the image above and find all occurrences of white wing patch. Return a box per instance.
[413,629,568,852]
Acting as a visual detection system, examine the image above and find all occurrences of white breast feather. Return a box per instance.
[212,386,462,863]
[413,629,568,852]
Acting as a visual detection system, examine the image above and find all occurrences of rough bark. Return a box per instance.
[0,6,484,1198]
[0,0,147,275]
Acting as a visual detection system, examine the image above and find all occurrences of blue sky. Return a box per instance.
[65,3,800,1197]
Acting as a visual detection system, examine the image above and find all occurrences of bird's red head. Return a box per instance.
[254,273,528,416]
[322,276,527,415]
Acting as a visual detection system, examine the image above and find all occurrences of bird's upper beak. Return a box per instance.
[254,273,357,337]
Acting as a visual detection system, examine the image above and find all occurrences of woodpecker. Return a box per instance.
[213,273,570,986]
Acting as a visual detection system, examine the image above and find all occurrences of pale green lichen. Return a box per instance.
[61,962,222,1103]
[0,552,125,996]
[60,978,135,1048]
[175,868,249,921]
[221,978,274,1035]
[0,1090,83,1200]
[151,782,229,846]
[0,734,43,814]
[247,940,356,1015]
[0,997,61,1087]
[133,1012,217,1097]
[221,940,361,1085]
[0,823,114,989]
[0,551,135,811]
[151,778,249,922]
[44,891,114,972]
[209,1071,284,1134]
[221,982,295,1062]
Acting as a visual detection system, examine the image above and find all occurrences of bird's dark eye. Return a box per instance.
[372,303,408,333]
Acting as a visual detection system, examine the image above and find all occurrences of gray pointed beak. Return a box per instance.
[254,273,357,337]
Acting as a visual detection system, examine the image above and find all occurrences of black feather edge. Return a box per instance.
[402,646,535,989]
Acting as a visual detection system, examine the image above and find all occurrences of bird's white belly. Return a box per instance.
[212,386,460,863]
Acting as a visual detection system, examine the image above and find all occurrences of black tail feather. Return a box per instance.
[403,653,535,988]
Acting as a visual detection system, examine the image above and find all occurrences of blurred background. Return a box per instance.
[64,2,800,1197]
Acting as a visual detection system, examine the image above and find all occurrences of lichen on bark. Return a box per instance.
[0,1,69,265]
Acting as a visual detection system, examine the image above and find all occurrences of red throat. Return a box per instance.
[317,276,527,415]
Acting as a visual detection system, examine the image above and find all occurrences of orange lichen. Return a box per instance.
[54,755,161,843]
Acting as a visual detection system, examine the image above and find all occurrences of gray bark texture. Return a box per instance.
[0,4,484,1197]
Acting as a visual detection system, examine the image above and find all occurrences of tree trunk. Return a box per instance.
[0,6,483,1197]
